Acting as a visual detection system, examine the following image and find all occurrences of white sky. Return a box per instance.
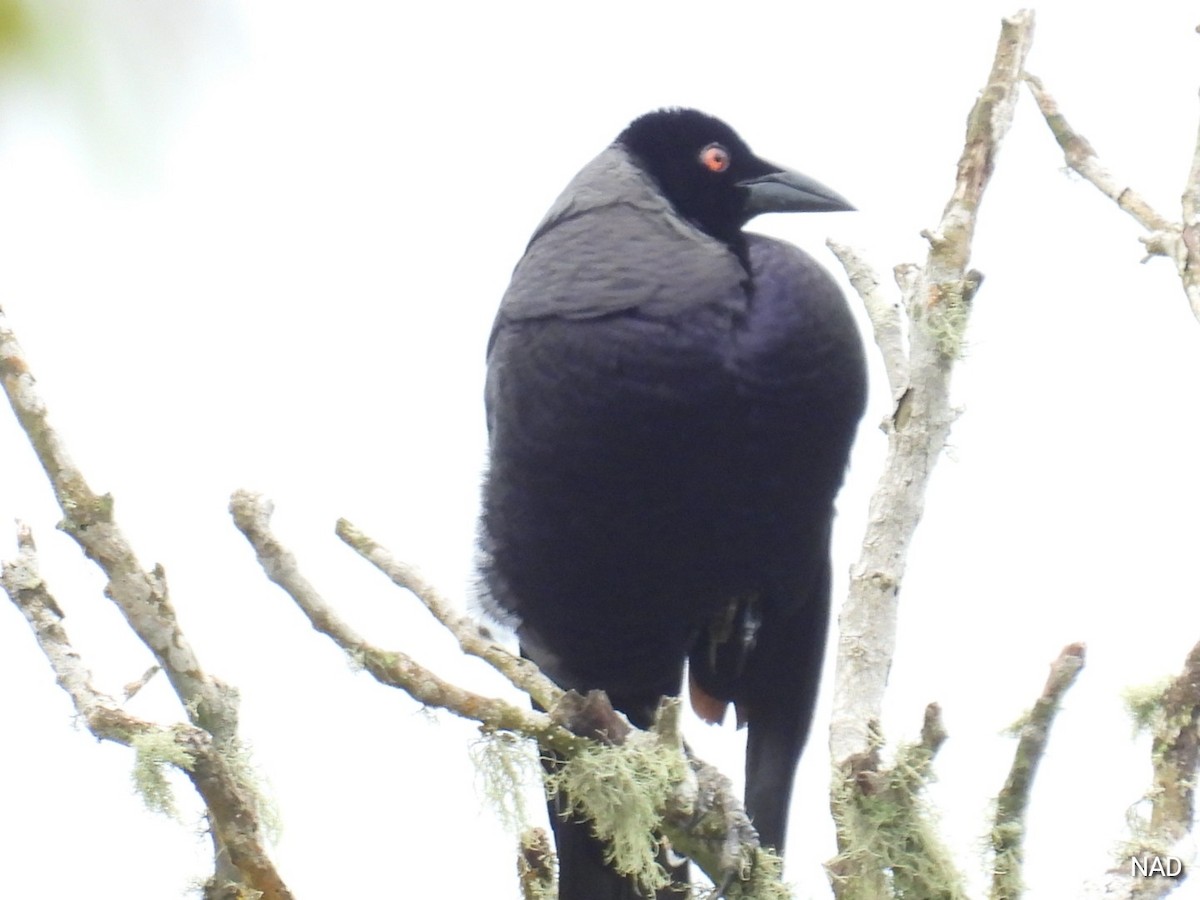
[2,2,1199,898]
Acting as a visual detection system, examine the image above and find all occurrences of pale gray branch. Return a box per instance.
[1,521,291,900]
[231,491,787,898]
[0,305,237,741]
[827,240,910,402]
[335,517,564,712]
[1179,96,1200,228]
[4,522,127,730]
[1024,73,1200,324]
[829,7,1034,771]
[1022,73,1173,234]
[827,12,1035,896]
[229,490,580,754]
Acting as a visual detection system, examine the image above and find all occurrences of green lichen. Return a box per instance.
[923,283,970,360]
[473,730,542,834]
[545,730,688,895]
[226,738,282,844]
[131,729,280,845]
[989,819,1025,899]
[516,827,557,900]
[1123,677,1173,737]
[131,729,195,819]
[191,878,264,900]
[830,742,968,900]
[725,848,794,900]
[1002,709,1031,738]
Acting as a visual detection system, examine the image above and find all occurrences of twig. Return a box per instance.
[826,241,909,402]
[0,306,289,899]
[228,490,582,757]
[990,643,1087,900]
[0,305,237,739]
[1024,73,1200,324]
[4,523,133,734]
[123,664,162,701]
[335,517,564,712]
[1,523,292,900]
[1022,74,1172,234]
[231,491,785,897]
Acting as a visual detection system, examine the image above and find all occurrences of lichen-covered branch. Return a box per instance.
[1024,72,1200,324]
[826,11,1034,897]
[827,703,965,900]
[517,827,556,900]
[335,517,564,712]
[1094,641,1200,900]
[231,490,787,898]
[828,7,1034,772]
[1,523,291,900]
[990,643,1086,900]
[1146,641,1200,849]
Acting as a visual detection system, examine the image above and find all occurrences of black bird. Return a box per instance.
[480,108,866,898]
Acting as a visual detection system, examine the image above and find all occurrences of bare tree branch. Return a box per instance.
[1021,75,1173,234]
[4,523,134,734]
[229,490,583,757]
[1181,106,1200,236]
[0,523,291,900]
[828,7,1034,770]
[826,241,909,402]
[1171,102,1200,323]
[335,516,564,712]
[231,490,786,898]
[0,306,289,900]
[826,11,1034,897]
[0,306,237,740]
[1024,73,1200,324]
[990,643,1087,900]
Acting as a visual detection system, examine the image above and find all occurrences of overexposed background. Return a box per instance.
[2,2,1198,897]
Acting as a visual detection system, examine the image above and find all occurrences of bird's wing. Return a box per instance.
[491,146,748,339]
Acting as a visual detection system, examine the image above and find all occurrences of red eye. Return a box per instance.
[699,143,731,173]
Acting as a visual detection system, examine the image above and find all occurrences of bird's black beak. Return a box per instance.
[738,165,854,216]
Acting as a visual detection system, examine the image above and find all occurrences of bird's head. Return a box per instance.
[617,107,852,249]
